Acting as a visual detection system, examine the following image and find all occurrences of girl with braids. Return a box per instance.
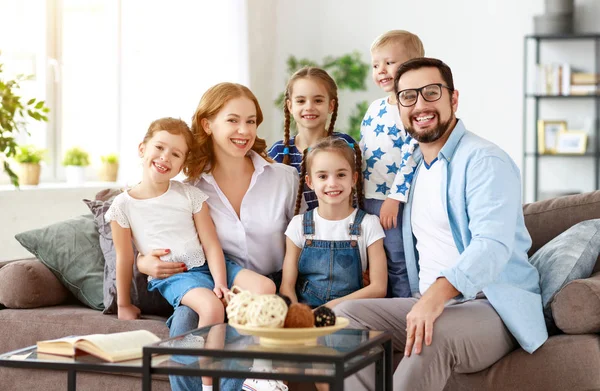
[280,137,388,309]
[268,66,357,211]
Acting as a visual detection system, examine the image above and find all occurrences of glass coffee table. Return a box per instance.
[0,344,170,391]
[142,323,393,391]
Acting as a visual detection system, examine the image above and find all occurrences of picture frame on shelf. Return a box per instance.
[537,120,567,154]
[555,131,588,155]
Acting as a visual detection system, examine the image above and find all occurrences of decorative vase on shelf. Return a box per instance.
[65,165,86,185]
[62,147,90,186]
[18,163,41,185]
[14,145,46,186]
[99,153,119,182]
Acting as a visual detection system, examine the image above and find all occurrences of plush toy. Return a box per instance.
[284,303,314,328]
[313,306,336,327]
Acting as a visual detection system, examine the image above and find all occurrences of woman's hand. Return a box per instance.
[136,249,187,279]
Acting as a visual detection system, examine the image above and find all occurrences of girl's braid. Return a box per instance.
[294,148,309,215]
[353,143,364,210]
[327,98,339,136]
[282,98,292,166]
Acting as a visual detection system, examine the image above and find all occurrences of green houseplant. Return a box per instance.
[275,52,370,141]
[99,153,119,182]
[62,147,90,185]
[14,144,45,185]
[0,57,49,186]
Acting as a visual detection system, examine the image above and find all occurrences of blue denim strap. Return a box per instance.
[302,209,315,235]
[348,209,366,236]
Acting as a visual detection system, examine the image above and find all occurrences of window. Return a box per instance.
[1,0,248,185]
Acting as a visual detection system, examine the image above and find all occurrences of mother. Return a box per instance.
[137,82,298,390]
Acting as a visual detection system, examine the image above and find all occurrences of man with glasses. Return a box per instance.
[335,57,548,391]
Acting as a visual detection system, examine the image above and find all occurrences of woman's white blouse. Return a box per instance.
[191,151,299,276]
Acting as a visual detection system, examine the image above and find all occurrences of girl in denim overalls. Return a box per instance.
[280,137,388,309]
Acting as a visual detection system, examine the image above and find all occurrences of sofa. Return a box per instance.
[1,191,600,391]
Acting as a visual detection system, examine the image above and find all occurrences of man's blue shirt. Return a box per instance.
[402,119,548,353]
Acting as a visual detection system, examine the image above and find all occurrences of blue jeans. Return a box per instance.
[148,258,243,308]
[169,306,243,391]
[168,268,283,391]
[363,198,410,298]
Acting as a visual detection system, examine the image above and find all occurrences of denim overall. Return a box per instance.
[296,209,365,307]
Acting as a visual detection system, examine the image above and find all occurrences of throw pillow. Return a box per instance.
[528,219,600,328]
[14,214,105,310]
[551,273,600,334]
[0,260,70,308]
[84,195,173,317]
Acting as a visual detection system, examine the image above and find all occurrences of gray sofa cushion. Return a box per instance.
[14,214,105,310]
[528,219,600,328]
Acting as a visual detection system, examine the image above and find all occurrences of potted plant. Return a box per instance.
[99,153,119,182]
[0,56,49,186]
[62,147,90,185]
[13,144,45,185]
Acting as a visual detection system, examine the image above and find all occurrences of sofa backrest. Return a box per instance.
[523,190,600,273]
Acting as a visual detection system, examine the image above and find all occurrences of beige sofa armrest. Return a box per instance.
[0,259,70,308]
[551,272,600,334]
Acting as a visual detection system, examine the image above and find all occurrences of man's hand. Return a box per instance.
[380,198,400,230]
[404,295,445,356]
[405,278,459,356]
[118,304,141,320]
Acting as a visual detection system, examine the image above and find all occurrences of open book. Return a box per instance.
[36,330,161,363]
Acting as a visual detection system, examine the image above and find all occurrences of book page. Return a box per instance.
[37,335,81,356]
[76,330,160,362]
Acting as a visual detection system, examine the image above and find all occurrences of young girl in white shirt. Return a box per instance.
[106,117,275,391]
[280,137,388,309]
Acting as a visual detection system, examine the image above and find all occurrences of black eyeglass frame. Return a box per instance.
[396,83,454,107]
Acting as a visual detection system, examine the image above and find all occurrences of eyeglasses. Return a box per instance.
[396,83,453,107]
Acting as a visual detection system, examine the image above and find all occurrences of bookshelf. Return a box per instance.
[523,33,600,201]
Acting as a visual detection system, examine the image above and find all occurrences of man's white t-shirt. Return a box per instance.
[410,159,460,294]
[105,180,208,270]
[285,208,385,272]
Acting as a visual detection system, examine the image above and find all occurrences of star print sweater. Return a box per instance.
[359,97,418,202]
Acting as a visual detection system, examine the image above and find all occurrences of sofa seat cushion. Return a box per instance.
[552,272,600,334]
[528,219,600,328]
[443,334,600,391]
[0,305,169,354]
[0,260,69,309]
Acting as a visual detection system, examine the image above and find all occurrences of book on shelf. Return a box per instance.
[570,84,598,95]
[36,330,161,363]
[571,72,600,85]
[536,63,571,95]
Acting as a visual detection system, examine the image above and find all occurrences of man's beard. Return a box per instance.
[405,114,454,143]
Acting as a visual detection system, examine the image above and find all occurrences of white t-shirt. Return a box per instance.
[105,180,208,270]
[191,151,299,276]
[285,208,385,272]
[410,159,460,294]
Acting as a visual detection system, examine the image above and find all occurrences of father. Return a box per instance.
[335,57,548,391]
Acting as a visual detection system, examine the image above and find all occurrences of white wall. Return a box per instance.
[0,184,119,261]
[248,0,600,203]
